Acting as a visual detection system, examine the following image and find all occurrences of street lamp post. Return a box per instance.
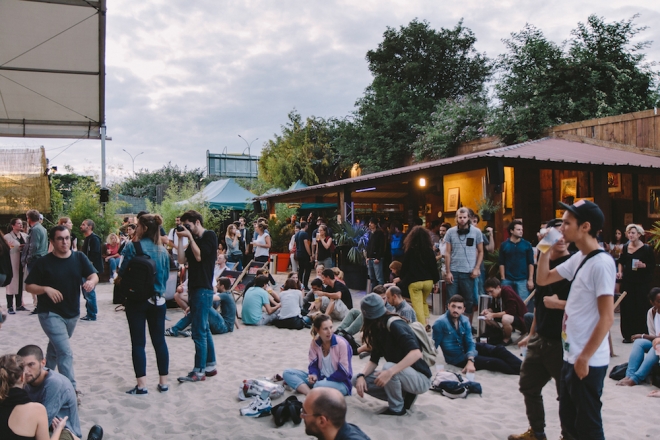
[123,149,144,175]
[238,135,258,178]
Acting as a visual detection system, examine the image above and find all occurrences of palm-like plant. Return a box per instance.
[332,222,369,265]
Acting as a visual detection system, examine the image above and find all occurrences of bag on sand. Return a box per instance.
[272,396,303,427]
[431,370,482,399]
[387,316,436,367]
[238,378,285,401]
[609,363,628,381]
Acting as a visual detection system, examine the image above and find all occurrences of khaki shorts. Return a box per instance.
[59,429,76,440]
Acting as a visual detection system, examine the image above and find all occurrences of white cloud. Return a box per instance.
[1,0,658,181]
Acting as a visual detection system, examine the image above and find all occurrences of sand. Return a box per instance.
[1,278,657,440]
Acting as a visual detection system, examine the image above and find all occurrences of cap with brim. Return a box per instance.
[558,200,604,232]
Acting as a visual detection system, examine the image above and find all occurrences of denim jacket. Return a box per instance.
[118,238,170,295]
[431,311,477,366]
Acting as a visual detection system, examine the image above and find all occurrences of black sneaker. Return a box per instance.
[30,309,39,315]
[403,392,417,410]
[125,386,148,395]
[380,407,406,416]
[16,306,28,312]
[80,316,96,321]
[8,307,15,315]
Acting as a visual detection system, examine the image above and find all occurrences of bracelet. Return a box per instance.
[356,373,365,380]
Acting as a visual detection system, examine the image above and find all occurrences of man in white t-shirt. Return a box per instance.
[536,200,614,440]
[167,216,189,258]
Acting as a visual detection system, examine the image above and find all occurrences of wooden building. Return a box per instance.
[258,110,660,245]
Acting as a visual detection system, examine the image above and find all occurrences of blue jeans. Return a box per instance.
[367,259,384,286]
[82,277,97,319]
[447,271,475,311]
[559,361,607,440]
[189,287,216,373]
[38,312,78,389]
[125,300,169,378]
[502,279,533,313]
[227,253,243,271]
[108,257,121,275]
[172,292,236,335]
[626,339,658,384]
[319,257,333,269]
[282,369,349,396]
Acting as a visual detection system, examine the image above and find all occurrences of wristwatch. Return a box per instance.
[356,373,366,380]
[467,357,475,363]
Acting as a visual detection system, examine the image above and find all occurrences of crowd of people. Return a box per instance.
[2,199,660,440]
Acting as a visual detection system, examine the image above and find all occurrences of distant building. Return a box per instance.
[206,150,259,179]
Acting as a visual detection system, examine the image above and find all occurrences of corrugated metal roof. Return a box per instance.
[258,137,660,200]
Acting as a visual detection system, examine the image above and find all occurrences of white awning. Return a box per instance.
[0,0,106,139]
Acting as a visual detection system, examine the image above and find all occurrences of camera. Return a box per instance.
[176,224,192,232]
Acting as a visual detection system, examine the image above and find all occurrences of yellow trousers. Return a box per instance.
[408,280,434,324]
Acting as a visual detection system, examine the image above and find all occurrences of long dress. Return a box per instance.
[3,231,27,296]
[619,243,656,340]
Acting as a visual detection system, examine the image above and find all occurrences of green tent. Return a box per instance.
[178,179,255,210]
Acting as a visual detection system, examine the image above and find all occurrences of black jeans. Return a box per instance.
[297,257,313,289]
[457,343,522,375]
[519,334,564,434]
[125,300,169,378]
[559,361,607,440]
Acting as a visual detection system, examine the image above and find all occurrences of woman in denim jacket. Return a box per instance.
[117,214,171,395]
[282,314,353,396]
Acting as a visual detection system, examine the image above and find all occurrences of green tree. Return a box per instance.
[66,180,126,241]
[50,173,98,217]
[338,19,491,172]
[412,94,490,160]
[259,111,341,189]
[491,15,659,144]
[116,163,205,203]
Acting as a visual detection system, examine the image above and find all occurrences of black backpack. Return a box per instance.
[121,241,158,302]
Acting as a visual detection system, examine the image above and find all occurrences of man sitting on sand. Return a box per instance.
[432,295,522,375]
[483,277,528,345]
[336,286,389,336]
[241,275,281,325]
[309,269,352,321]
[166,277,236,336]
[385,286,416,323]
[303,388,370,440]
[18,344,82,440]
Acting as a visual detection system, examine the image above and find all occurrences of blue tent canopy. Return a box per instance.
[177,179,255,210]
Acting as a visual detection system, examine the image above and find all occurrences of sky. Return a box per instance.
[1,0,659,182]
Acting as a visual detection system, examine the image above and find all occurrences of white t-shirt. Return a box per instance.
[320,352,334,379]
[278,289,303,320]
[168,228,189,255]
[556,251,615,366]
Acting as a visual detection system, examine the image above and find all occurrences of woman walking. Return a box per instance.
[618,224,656,343]
[400,226,440,327]
[225,224,243,271]
[116,214,171,394]
[3,219,26,313]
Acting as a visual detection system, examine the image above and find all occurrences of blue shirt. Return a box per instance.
[241,286,270,324]
[431,311,477,367]
[498,238,534,281]
[118,238,170,295]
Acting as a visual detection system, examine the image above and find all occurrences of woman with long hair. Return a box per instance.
[3,221,23,313]
[116,214,171,394]
[315,225,334,269]
[225,224,243,271]
[400,226,440,327]
[608,228,625,261]
[0,354,68,439]
[282,314,353,395]
[617,224,656,343]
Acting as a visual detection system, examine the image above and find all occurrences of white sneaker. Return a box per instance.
[240,396,272,417]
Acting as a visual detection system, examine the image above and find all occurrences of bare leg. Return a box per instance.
[501,314,514,342]
[296,383,311,395]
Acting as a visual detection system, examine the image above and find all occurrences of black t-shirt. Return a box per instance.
[370,316,432,378]
[325,281,353,310]
[317,237,333,260]
[535,254,571,340]
[81,233,103,273]
[295,230,310,259]
[185,230,218,290]
[25,252,96,319]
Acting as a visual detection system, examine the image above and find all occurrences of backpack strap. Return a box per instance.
[133,240,145,257]
[571,249,606,283]
[386,316,402,331]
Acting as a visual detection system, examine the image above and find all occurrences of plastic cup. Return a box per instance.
[537,228,562,253]
[632,259,639,271]
[466,372,475,381]
[521,347,527,357]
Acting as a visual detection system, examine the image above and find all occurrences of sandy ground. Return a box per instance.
[1,277,658,440]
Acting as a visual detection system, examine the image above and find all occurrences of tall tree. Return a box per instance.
[339,19,490,172]
[259,110,340,189]
[492,15,659,144]
[116,163,205,203]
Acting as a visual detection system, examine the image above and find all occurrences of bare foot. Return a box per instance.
[648,389,660,398]
[616,377,635,386]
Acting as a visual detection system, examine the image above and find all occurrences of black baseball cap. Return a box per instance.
[558,200,604,232]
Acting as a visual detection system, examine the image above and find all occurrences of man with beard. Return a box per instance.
[302,387,370,440]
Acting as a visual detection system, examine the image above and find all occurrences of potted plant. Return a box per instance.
[267,217,295,273]
[475,195,501,222]
[333,221,369,290]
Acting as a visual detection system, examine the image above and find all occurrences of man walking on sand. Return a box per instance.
[80,219,103,321]
[536,201,614,440]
